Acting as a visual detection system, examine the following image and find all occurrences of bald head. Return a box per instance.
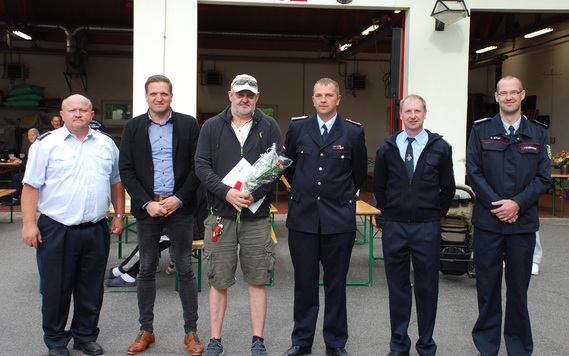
[60,94,95,139]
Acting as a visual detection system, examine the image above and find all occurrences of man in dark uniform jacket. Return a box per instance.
[282,78,367,356]
[467,75,550,356]
[373,94,455,356]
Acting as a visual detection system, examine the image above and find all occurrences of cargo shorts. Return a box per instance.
[202,214,275,289]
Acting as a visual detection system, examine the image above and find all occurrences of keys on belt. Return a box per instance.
[153,195,172,202]
[212,216,223,242]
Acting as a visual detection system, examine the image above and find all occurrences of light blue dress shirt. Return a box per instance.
[148,110,175,196]
[317,114,337,136]
[23,125,121,225]
[396,129,428,171]
[501,116,521,134]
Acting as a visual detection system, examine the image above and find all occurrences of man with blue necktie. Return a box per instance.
[282,78,367,356]
[372,94,455,356]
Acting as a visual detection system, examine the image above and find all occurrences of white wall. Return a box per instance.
[0,52,132,118]
[133,0,197,117]
[197,56,392,155]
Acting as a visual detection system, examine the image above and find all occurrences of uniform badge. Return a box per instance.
[547,145,552,160]
[332,145,344,150]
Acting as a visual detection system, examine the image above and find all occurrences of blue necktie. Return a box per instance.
[509,125,515,138]
[405,137,415,180]
[321,124,328,142]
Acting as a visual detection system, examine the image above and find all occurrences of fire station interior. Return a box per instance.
[1,2,568,182]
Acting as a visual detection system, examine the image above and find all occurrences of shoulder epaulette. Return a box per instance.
[345,118,362,126]
[95,130,113,139]
[474,117,492,125]
[291,115,308,121]
[38,131,51,141]
[528,119,548,129]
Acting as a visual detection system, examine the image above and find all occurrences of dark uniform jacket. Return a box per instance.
[284,114,367,235]
[466,114,550,234]
[119,111,201,219]
[373,130,455,222]
[194,105,283,218]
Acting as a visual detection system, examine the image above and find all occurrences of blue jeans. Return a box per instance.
[136,211,198,333]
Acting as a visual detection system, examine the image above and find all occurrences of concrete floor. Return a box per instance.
[1,213,568,356]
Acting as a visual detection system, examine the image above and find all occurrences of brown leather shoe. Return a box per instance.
[127,331,156,355]
[184,331,204,355]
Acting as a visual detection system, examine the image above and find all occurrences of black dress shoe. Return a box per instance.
[326,347,349,356]
[282,345,312,356]
[387,351,410,356]
[48,347,70,356]
[73,341,104,355]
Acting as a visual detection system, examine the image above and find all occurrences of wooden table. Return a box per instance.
[353,200,382,286]
[551,173,569,217]
[0,189,17,223]
[0,162,22,184]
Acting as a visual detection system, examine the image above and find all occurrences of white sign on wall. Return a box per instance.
[200,0,396,8]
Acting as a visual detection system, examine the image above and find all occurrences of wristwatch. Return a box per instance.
[115,213,126,220]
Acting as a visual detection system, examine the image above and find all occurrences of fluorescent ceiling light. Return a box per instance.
[361,24,379,36]
[12,30,32,40]
[339,43,352,52]
[524,28,553,39]
[476,45,497,54]
[394,10,401,14]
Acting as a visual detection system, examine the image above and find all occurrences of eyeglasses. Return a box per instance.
[232,79,258,88]
[497,90,522,97]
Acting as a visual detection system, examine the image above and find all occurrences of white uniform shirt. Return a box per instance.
[23,126,121,226]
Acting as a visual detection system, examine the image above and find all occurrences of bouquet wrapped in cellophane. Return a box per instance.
[234,143,292,221]
[242,143,292,194]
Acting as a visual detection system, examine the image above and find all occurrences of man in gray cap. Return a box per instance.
[195,74,283,356]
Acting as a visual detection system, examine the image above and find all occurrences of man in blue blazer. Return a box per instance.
[119,75,204,355]
[282,78,367,356]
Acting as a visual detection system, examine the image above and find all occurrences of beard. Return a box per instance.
[236,104,255,116]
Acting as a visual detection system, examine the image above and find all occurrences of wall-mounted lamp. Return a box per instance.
[431,0,470,31]
[12,30,32,40]
[524,28,553,39]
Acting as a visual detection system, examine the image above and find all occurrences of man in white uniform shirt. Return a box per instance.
[21,94,125,356]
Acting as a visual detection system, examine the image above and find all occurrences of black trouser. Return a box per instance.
[382,220,441,356]
[37,215,110,349]
[288,228,355,349]
[136,212,198,333]
[472,229,535,356]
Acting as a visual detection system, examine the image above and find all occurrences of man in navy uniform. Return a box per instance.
[467,75,550,356]
[282,78,367,356]
[373,94,455,356]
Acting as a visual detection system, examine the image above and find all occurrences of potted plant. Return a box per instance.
[552,150,569,175]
